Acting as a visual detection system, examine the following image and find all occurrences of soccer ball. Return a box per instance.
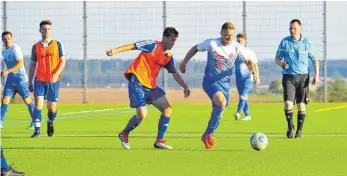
[250,133,268,151]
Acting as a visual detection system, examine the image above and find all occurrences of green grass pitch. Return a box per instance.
[1,103,346,176]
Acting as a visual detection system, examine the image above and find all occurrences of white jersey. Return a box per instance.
[2,44,28,82]
[235,47,258,79]
[197,38,248,86]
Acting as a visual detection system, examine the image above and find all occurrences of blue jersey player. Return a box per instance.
[180,22,258,149]
[234,33,260,121]
[1,31,35,129]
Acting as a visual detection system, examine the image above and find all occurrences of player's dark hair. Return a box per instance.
[40,20,52,28]
[2,31,12,38]
[163,27,179,38]
[236,33,247,42]
[290,19,301,26]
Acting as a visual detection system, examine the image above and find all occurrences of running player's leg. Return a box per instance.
[17,81,35,129]
[282,75,296,138]
[31,79,45,138]
[119,75,148,149]
[0,81,14,128]
[151,89,173,149]
[295,74,310,139]
[46,81,60,137]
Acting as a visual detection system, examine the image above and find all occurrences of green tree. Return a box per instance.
[268,80,283,94]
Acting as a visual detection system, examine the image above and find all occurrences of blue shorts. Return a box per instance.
[3,80,30,99]
[128,75,165,108]
[34,78,60,102]
[236,76,253,96]
[203,82,230,108]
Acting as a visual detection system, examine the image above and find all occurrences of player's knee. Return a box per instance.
[35,97,44,109]
[137,112,147,120]
[23,97,32,105]
[163,107,172,117]
[297,103,306,111]
[284,101,293,110]
[240,95,248,100]
[2,97,11,104]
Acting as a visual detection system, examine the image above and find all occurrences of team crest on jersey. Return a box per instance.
[6,53,13,60]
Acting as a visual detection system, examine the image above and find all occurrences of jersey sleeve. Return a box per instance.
[276,39,286,58]
[237,45,249,62]
[197,39,211,52]
[14,46,24,61]
[134,40,157,53]
[164,56,177,73]
[57,40,65,57]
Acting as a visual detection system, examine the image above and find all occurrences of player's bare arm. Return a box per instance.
[312,59,320,85]
[179,45,198,73]
[172,72,190,98]
[254,63,260,85]
[28,60,37,92]
[50,56,66,83]
[1,59,23,77]
[275,56,288,69]
[243,58,259,84]
[106,44,136,56]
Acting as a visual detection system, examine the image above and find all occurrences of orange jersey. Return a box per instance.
[124,40,177,88]
[34,40,62,82]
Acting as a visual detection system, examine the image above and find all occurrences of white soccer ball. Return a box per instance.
[250,133,268,151]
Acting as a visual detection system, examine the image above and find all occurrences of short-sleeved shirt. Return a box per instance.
[276,35,316,75]
[124,40,177,89]
[2,44,28,82]
[235,47,258,79]
[197,38,248,87]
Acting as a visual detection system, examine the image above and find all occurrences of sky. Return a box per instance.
[1,1,346,61]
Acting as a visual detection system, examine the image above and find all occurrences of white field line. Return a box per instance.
[62,107,130,115]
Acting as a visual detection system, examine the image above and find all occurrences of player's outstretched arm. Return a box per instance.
[179,45,198,73]
[1,60,23,77]
[106,44,136,56]
[172,72,190,98]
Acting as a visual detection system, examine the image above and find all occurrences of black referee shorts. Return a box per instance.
[282,74,310,104]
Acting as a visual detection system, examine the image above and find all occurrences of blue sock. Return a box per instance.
[1,150,9,169]
[48,111,57,122]
[1,104,9,122]
[123,115,141,135]
[237,99,246,113]
[33,109,42,133]
[203,106,224,137]
[212,120,221,134]
[244,100,250,116]
[27,102,35,121]
[157,115,170,140]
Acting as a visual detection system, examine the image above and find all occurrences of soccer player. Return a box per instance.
[106,27,190,150]
[179,22,257,149]
[275,19,319,139]
[1,31,35,129]
[1,147,25,176]
[28,20,66,138]
[234,33,260,121]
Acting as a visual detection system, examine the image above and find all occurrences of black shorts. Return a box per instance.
[282,74,310,104]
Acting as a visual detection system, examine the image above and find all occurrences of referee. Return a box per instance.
[275,19,320,139]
